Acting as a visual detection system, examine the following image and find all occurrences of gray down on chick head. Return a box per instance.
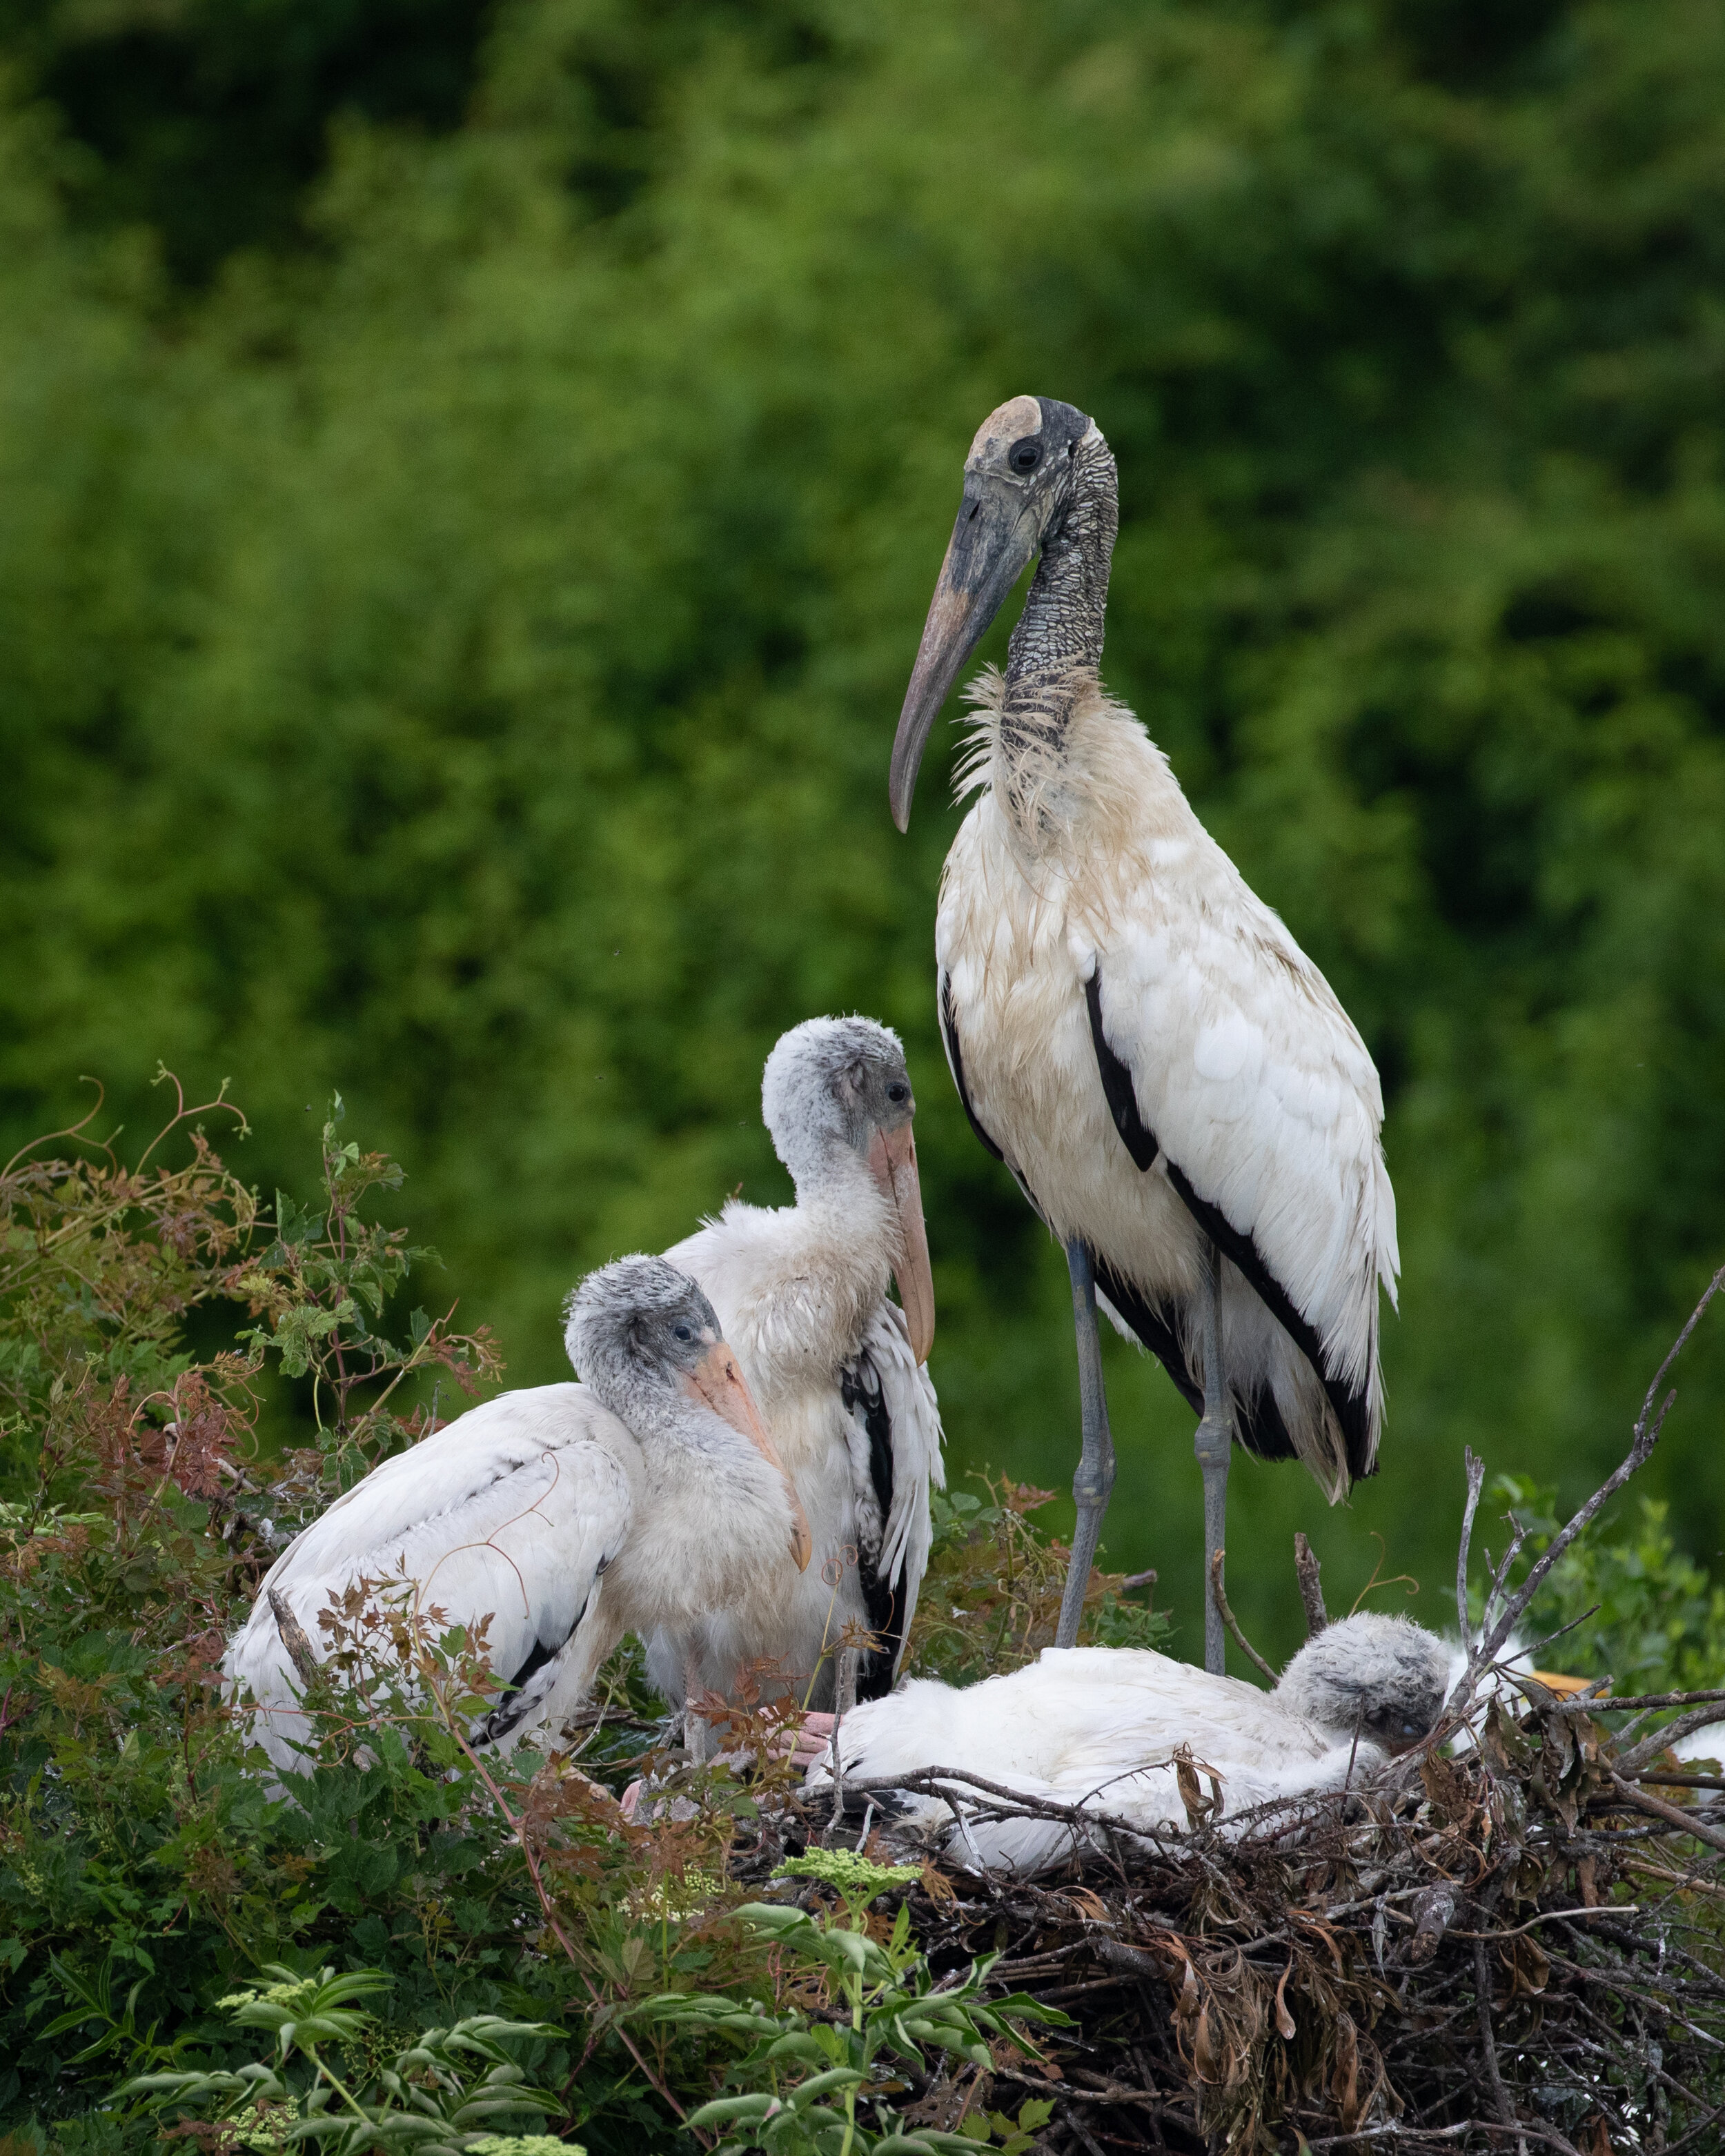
[563,1254,724,1397]
[1274,1612,1451,1755]
[760,1014,913,1187]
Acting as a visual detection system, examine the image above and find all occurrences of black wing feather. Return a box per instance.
[1084,963,1373,1479]
[476,1597,590,1745]
[944,970,1354,1475]
[838,1352,904,1702]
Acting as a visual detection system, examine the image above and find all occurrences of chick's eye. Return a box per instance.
[673,1324,692,1342]
[887,1082,909,1104]
[1007,437,1042,474]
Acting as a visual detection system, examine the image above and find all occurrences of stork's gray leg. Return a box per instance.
[1056,1239,1117,1651]
[1194,1238,1234,1675]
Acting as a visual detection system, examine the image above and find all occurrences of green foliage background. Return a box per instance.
[2,0,1723,1660]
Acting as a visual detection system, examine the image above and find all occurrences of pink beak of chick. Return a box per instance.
[685,1341,814,1572]
[867,1122,936,1365]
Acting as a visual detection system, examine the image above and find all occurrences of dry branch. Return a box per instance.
[268,1587,319,1690]
[1211,1549,1278,1682]
[1293,1531,1328,1636]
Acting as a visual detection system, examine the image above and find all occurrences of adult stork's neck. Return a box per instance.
[1001,429,1118,765]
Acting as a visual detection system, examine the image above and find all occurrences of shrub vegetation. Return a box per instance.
[0,0,1722,1648]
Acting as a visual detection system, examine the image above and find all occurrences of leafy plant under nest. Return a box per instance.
[6,1087,1725,2154]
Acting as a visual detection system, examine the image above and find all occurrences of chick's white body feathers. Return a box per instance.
[226,1387,635,1772]
[650,1018,945,1710]
[226,1258,800,1775]
[809,1613,1450,1875]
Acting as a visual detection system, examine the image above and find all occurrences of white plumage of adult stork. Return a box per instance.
[649,1017,945,1712]
[889,395,1399,1670]
[806,1612,1448,1875]
[225,1256,811,1774]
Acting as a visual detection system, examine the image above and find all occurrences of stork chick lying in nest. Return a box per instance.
[802,1612,1452,1876]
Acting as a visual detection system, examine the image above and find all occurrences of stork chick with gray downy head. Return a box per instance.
[225,1256,811,1777]
[649,1016,945,1717]
[891,395,1399,1672]
[803,1612,1450,1877]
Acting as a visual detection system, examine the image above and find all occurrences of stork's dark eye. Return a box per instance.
[673,1324,693,1342]
[886,1082,909,1104]
[1007,437,1042,474]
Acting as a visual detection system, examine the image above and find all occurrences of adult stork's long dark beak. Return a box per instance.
[889,470,1043,832]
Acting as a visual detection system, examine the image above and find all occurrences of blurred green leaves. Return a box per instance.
[0,0,1722,1654]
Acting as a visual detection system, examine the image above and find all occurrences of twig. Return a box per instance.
[1478,1263,1725,1674]
[1607,1770,1725,1854]
[1450,1906,1639,1940]
[838,1766,1189,1861]
[1210,1550,1277,1682]
[268,1589,320,1690]
[986,2067,1161,2111]
[1305,2130,1584,2153]
[1294,1532,1328,1636]
[1472,1937,1519,2140]
[828,1645,857,1832]
[1596,1685,1725,1714]
[1057,2102,1110,2156]
[1619,1703,1725,1777]
[1456,1449,1486,1643]
[1479,1520,1529,1643]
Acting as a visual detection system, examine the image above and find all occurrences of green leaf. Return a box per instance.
[685,2094,779,2127]
[763,2033,829,2065]
[785,2067,865,2108]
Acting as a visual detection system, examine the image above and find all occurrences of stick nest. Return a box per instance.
[761,1690,1725,2154]
[750,1267,1725,2153]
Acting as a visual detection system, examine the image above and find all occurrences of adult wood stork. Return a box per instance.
[225,1256,811,1774]
[805,1612,1448,1875]
[890,395,1399,1670]
[649,1017,945,1713]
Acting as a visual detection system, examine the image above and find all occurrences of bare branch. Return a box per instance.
[1479,1519,1528,1639]
[1618,1705,1725,1781]
[269,1587,320,1691]
[1294,1532,1328,1636]
[1467,1264,1722,1682]
[1608,1770,1725,1855]
[1456,1448,1486,1641]
[1211,1549,1277,1682]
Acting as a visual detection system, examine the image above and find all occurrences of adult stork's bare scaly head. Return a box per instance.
[565,1255,813,1570]
[891,394,1117,830]
[762,1016,936,1364]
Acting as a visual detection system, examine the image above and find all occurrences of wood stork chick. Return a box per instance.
[807,1612,1448,1875]
[890,396,1399,1668]
[649,1017,945,1713]
[225,1256,811,1775]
